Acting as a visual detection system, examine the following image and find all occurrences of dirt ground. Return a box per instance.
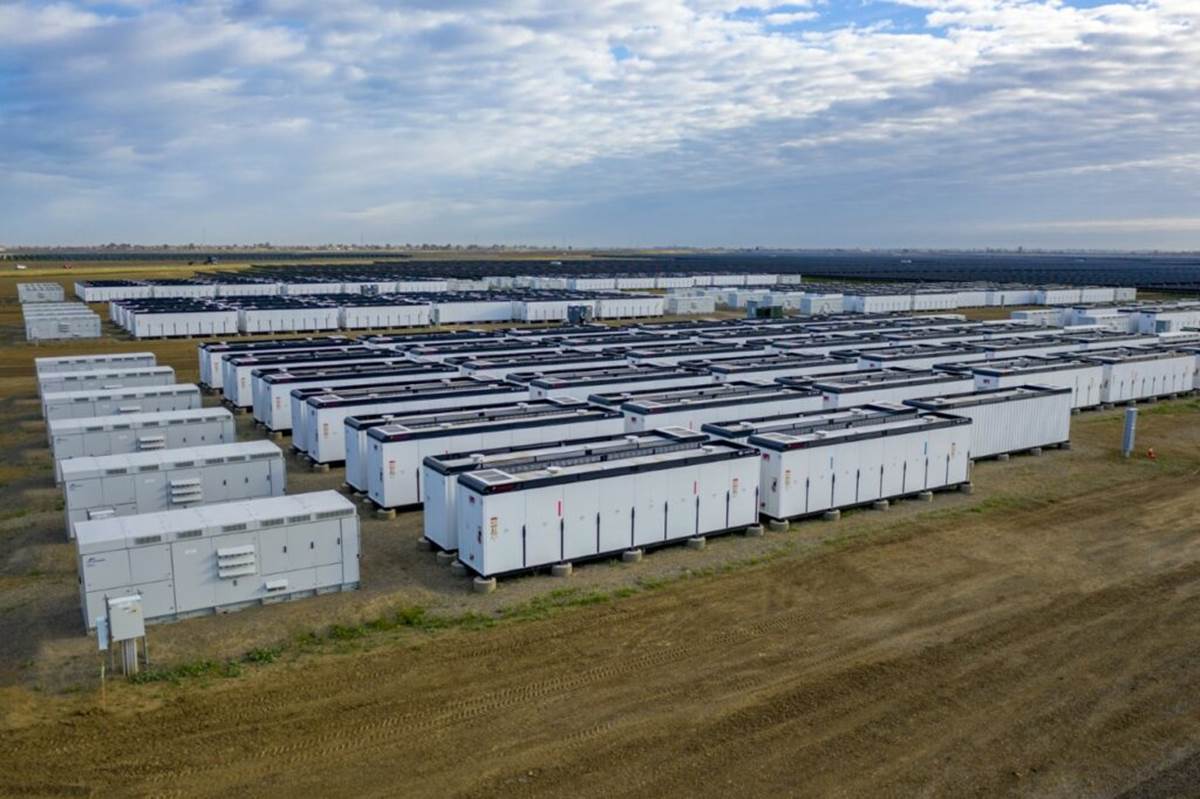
[1,271,1199,797]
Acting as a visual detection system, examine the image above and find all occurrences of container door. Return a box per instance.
[598,474,633,554]
[286,524,317,571]
[259,527,288,575]
[524,487,563,568]
[134,471,168,511]
[561,480,600,560]
[170,537,216,614]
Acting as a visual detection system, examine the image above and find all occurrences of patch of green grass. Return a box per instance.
[129,658,243,685]
[243,646,283,665]
[0,507,29,521]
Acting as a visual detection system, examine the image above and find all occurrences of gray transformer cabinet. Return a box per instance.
[35,352,157,376]
[50,407,236,482]
[37,366,175,397]
[75,491,360,630]
[41,384,202,428]
[18,282,66,303]
[61,440,287,539]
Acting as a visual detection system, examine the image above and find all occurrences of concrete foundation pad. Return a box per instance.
[1071,408,1081,416]
[767,519,790,533]
[1058,441,1072,450]
[822,509,841,521]
[449,561,468,577]
[1029,447,1043,456]
[435,550,457,565]
[916,491,934,502]
[686,537,706,550]
[550,562,573,577]
[996,453,1011,461]
[744,524,765,537]
[872,499,890,511]
[374,508,396,520]
[959,482,975,495]
[311,462,330,473]
[415,536,435,551]
[621,549,644,563]
[472,576,496,594]
[1102,404,1114,410]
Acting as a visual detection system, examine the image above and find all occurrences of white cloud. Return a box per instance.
[0,0,1198,247]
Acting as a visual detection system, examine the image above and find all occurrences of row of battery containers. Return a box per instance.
[74,491,360,631]
[47,407,237,483]
[60,440,287,539]
[419,385,1074,577]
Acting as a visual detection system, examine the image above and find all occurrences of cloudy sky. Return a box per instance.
[1,0,1197,248]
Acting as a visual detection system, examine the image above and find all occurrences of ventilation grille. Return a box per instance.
[216,544,257,579]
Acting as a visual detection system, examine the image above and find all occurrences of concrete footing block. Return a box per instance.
[686,536,706,550]
[872,499,890,511]
[916,491,934,502]
[1058,441,1072,450]
[374,507,396,520]
[449,561,468,577]
[270,431,285,442]
[822,509,841,521]
[1029,447,1043,456]
[621,549,644,563]
[1102,403,1114,410]
[311,462,330,473]
[744,524,765,537]
[472,576,497,594]
[551,562,573,577]
[767,518,790,533]
[435,550,457,565]
[959,482,975,495]
[996,453,1011,461]
[1071,408,1081,416]
[415,536,435,551]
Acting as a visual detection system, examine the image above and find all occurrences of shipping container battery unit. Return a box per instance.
[61,440,286,539]
[36,352,157,376]
[1062,332,1157,351]
[770,335,893,357]
[974,337,1082,361]
[37,365,175,397]
[406,340,562,364]
[285,365,461,444]
[292,374,513,453]
[337,297,433,329]
[359,330,491,351]
[542,331,692,353]
[971,357,1105,409]
[430,297,517,324]
[526,365,716,401]
[904,385,1071,459]
[42,383,201,432]
[455,431,760,578]
[74,491,360,631]
[696,353,856,383]
[18,282,65,303]
[458,351,630,381]
[50,407,236,483]
[366,398,628,510]
[309,379,529,468]
[751,414,971,521]
[222,346,383,408]
[1084,349,1198,403]
[803,369,977,410]
[856,345,990,372]
[235,300,342,333]
[253,359,457,432]
[197,336,353,391]
[422,432,652,551]
[122,302,240,338]
[618,382,825,433]
[505,323,611,341]
[700,403,917,442]
[618,343,773,367]
[593,294,665,319]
